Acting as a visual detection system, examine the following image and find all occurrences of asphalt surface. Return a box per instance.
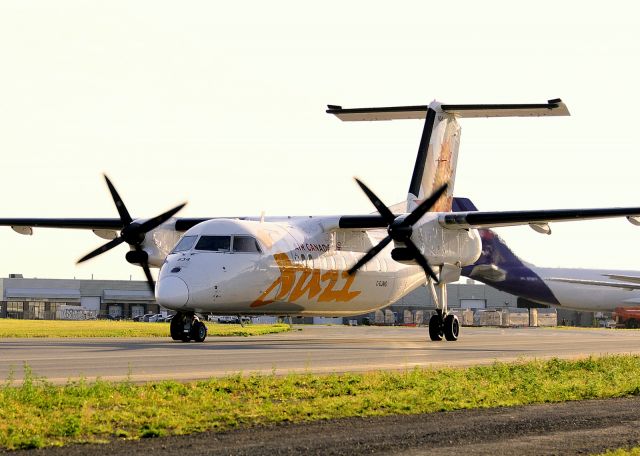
[3,326,640,455]
[8,396,640,455]
[1,325,640,383]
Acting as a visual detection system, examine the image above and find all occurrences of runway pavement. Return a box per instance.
[1,325,640,384]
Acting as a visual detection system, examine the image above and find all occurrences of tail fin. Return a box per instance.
[453,196,524,267]
[452,197,478,212]
[327,99,569,213]
[474,229,529,268]
[457,197,558,305]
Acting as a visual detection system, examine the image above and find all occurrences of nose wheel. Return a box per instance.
[170,312,207,343]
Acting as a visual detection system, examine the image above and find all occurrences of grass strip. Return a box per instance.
[597,449,640,455]
[0,320,290,338]
[2,355,640,449]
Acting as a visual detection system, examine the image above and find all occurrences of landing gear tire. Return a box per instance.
[170,313,185,341]
[170,312,207,343]
[191,320,208,343]
[443,314,459,341]
[428,314,443,341]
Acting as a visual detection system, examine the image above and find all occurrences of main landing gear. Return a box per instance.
[170,311,207,343]
[427,279,459,342]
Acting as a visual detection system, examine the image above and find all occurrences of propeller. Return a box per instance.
[77,175,187,291]
[347,179,448,282]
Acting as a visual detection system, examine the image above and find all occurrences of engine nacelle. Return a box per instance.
[410,215,481,266]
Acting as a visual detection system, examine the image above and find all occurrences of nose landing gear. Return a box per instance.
[170,311,207,342]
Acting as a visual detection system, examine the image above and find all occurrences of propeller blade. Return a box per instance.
[403,183,449,227]
[137,202,187,233]
[104,175,133,225]
[77,237,125,264]
[355,178,396,224]
[347,235,393,275]
[141,263,155,292]
[136,245,156,293]
[404,238,439,283]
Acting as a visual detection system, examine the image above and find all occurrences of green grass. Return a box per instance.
[0,320,291,338]
[596,448,640,456]
[2,355,640,449]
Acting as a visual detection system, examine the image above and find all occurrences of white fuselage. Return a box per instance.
[154,216,481,316]
[534,266,640,312]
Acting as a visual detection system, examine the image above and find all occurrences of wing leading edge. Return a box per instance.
[547,277,640,291]
[439,207,640,230]
[3,205,640,234]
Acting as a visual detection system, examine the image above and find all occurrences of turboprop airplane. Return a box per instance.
[3,98,640,343]
[456,197,640,316]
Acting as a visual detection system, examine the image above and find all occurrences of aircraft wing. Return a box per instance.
[439,207,640,230]
[0,218,124,230]
[0,216,277,236]
[0,217,217,236]
[547,277,640,291]
[604,274,640,284]
[0,218,125,237]
[339,207,640,230]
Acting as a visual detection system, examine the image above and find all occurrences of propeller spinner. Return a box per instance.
[347,179,448,283]
[77,175,186,291]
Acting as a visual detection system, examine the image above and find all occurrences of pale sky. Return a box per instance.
[1,1,640,280]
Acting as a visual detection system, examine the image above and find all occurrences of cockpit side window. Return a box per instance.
[232,236,262,253]
[195,236,231,252]
[172,235,197,253]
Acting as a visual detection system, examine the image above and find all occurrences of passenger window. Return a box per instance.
[232,236,262,253]
[172,235,197,253]
[195,236,231,252]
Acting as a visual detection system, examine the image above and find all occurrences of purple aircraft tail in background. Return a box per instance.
[455,197,560,306]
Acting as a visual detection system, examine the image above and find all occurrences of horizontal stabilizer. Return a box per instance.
[327,99,569,121]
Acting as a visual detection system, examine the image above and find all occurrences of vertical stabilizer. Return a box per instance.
[407,104,460,212]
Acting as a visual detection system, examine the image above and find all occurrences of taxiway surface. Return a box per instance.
[1,325,640,384]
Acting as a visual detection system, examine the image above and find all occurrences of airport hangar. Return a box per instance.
[0,274,597,326]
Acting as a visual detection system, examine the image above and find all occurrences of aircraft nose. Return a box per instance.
[156,276,189,307]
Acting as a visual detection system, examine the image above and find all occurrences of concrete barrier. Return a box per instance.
[56,306,97,320]
[503,309,529,327]
[450,309,475,326]
[384,309,396,325]
[474,309,503,326]
[537,309,558,327]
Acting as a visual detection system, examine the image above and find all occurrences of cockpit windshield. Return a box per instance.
[175,234,262,254]
[195,235,231,252]
[233,236,262,253]
[171,235,197,253]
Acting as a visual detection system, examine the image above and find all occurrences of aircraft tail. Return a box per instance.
[457,197,559,305]
[453,197,526,269]
[327,99,569,213]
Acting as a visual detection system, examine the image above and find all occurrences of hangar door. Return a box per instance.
[460,299,486,309]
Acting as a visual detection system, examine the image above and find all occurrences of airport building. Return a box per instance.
[0,275,158,320]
